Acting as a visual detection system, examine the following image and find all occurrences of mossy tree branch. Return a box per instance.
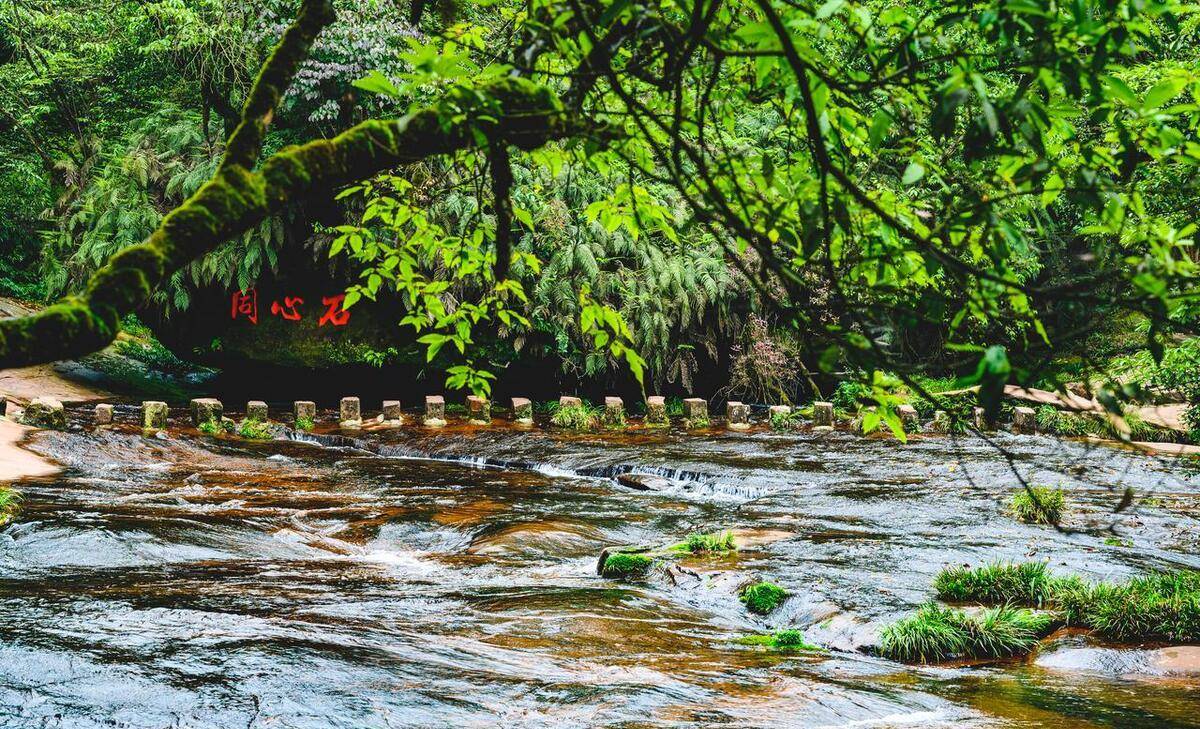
[0,4,579,369]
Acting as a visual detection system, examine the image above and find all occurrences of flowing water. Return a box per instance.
[2,406,1200,727]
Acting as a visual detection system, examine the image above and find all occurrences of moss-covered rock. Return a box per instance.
[19,396,66,430]
[740,581,789,615]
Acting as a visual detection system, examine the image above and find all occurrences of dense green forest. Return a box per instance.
[2,0,1199,435]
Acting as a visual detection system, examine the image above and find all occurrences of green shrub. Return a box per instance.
[740,581,789,615]
[600,552,654,579]
[295,416,315,432]
[1010,485,1066,525]
[198,418,222,436]
[878,603,1052,663]
[550,402,600,430]
[671,530,737,554]
[832,380,870,412]
[237,419,272,440]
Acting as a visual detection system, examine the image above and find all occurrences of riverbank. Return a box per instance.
[0,419,58,482]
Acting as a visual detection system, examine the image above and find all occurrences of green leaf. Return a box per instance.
[901,162,925,186]
[352,70,400,97]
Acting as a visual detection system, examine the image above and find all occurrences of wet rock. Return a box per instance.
[812,401,834,428]
[511,397,533,424]
[424,395,446,427]
[803,612,880,654]
[20,396,66,430]
[1037,639,1200,677]
[467,395,491,424]
[1013,406,1036,434]
[726,401,750,430]
[142,400,168,431]
[468,521,605,558]
[246,400,269,422]
[616,473,674,491]
[645,395,668,426]
[190,398,223,426]
[339,396,362,428]
[94,403,113,426]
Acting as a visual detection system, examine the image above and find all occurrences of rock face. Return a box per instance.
[339,397,362,428]
[190,398,223,426]
[424,395,446,427]
[511,397,533,424]
[812,401,834,428]
[21,396,66,430]
[645,396,668,426]
[142,401,168,430]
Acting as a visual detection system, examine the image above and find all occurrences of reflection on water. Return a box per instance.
[2,411,1199,727]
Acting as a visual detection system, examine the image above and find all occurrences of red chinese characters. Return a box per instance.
[270,296,305,321]
[318,294,351,327]
[231,289,258,324]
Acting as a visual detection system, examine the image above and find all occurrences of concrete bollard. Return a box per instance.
[339,397,362,428]
[246,400,269,422]
[293,401,316,429]
[726,401,750,430]
[645,396,668,426]
[94,403,114,426]
[190,398,223,426]
[424,395,446,427]
[812,401,834,429]
[467,395,491,424]
[897,404,919,431]
[22,396,66,430]
[973,406,991,432]
[603,396,625,427]
[932,410,951,433]
[683,398,709,427]
[511,397,533,424]
[142,401,168,431]
[382,400,403,424]
[1013,406,1036,434]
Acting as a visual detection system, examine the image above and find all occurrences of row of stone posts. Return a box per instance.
[95,396,1042,436]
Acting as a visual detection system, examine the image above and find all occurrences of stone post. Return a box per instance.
[973,406,991,432]
[246,400,269,422]
[603,396,625,427]
[559,395,582,408]
[683,398,708,427]
[467,395,491,424]
[142,401,168,431]
[726,401,750,430]
[190,398,223,426]
[932,410,951,433]
[897,404,919,431]
[94,403,114,426]
[424,395,446,427]
[645,396,668,427]
[22,396,66,430]
[812,401,834,429]
[511,397,533,424]
[339,397,362,428]
[1013,406,1036,434]
[382,400,403,424]
[293,401,316,429]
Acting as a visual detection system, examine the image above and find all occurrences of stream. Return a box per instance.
[2,405,1199,727]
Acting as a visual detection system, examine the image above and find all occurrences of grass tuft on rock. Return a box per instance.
[198,418,222,436]
[237,419,272,440]
[550,402,600,430]
[740,581,789,615]
[878,603,1052,663]
[671,530,737,554]
[0,488,20,527]
[600,552,654,579]
[295,416,315,432]
[1010,485,1066,525]
[935,562,1064,606]
[769,409,805,431]
[737,629,822,651]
